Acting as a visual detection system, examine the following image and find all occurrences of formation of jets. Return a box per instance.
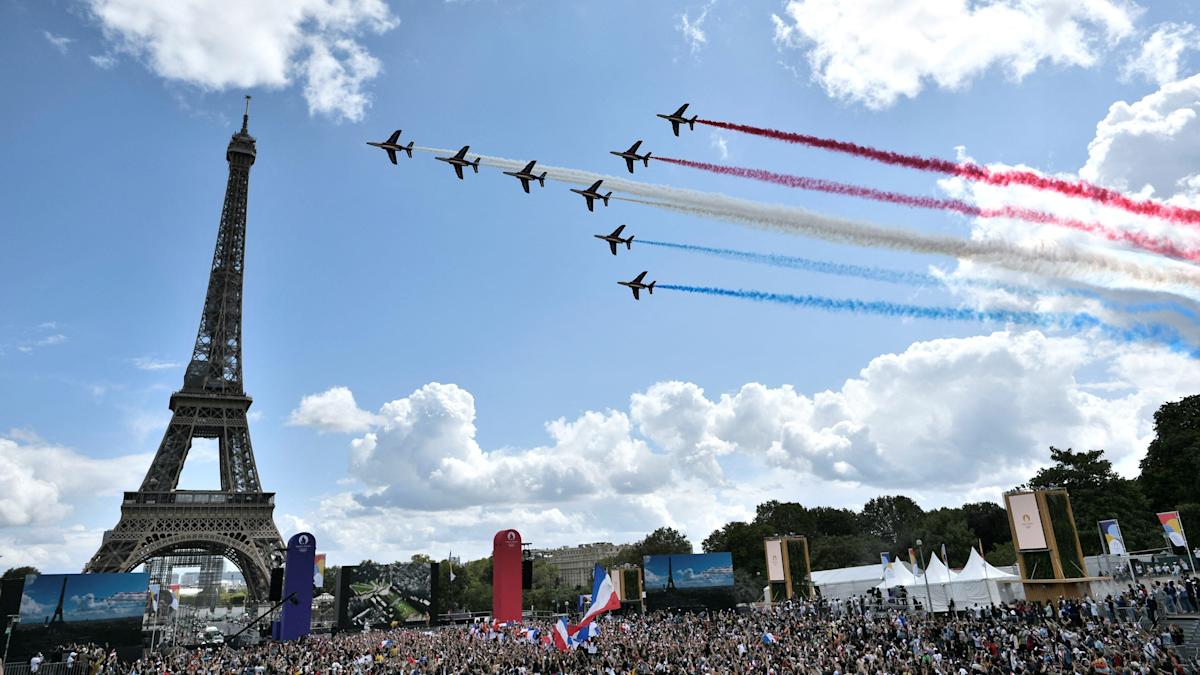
[595,225,634,255]
[368,104,696,299]
[435,145,482,180]
[366,130,414,164]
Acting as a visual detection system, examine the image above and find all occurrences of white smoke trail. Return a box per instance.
[411,146,1200,291]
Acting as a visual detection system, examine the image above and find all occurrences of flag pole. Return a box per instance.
[1181,515,1197,574]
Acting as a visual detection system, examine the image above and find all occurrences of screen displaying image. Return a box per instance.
[11,572,150,663]
[336,562,432,629]
[643,553,735,610]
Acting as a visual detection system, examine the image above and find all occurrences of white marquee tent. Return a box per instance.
[811,562,888,600]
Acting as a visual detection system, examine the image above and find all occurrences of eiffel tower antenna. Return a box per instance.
[85,100,283,608]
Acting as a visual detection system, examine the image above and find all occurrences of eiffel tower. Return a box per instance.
[85,98,284,605]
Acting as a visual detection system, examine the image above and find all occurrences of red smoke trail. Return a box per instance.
[698,119,1200,226]
[656,156,1200,264]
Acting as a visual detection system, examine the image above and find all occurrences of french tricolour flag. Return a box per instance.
[570,564,620,635]
[552,618,572,652]
[762,632,778,645]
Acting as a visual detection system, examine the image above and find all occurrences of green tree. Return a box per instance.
[754,501,815,535]
[702,520,773,579]
[808,534,885,570]
[609,527,692,566]
[1025,446,1157,555]
[2,566,38,579]
[917,508,977,567]
[861,495,924,543]
[1140,395,1200,511]
[985,541,1016,567]
[808,507,861,536]
[961,502,1012,553]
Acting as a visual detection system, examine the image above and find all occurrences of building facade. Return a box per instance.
[531,542,629,589]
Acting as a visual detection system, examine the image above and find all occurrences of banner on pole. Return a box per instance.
[1099,519,1126,555]
[313,553,326,589]
[1158,511,1187,547]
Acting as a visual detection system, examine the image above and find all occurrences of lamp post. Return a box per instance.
[916,539,933,615]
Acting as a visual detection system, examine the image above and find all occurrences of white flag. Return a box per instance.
[448,551,456,582]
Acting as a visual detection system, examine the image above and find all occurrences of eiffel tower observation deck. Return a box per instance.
[85,98,284,605]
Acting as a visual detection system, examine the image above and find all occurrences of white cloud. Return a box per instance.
[86,0,398,122]
[1121,23,1196,86]
[770,0,1138,109]
[290,335,1197,564]
[678,1,715,57]
[44,31,74,54]
[17,333,68,354]
[1082,73,1200,201]
[288,386,381,433]
[131,356,180,371]
[710,132,729,160]
[302,37,382,122]
[90,53,118,69]
[333,382,671,509]
[0,431,150,528]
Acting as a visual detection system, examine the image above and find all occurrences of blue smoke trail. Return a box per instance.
[658,284,1200,357]
[639,239,1200,325]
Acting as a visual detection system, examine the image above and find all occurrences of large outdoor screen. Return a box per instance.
[335,562,432,629]
[10,572,149,663]
[643,553,735,610]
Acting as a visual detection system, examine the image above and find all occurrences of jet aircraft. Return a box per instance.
[657,103,698,136]
[366,130,414,164]
[594,224,634,255]
[618,271,656,300]
[610,141,651,173]
[435,145,481,180]
[502,161,547,193]
[570,180,612,211]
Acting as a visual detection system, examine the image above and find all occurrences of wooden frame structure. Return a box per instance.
[763,535,812,601]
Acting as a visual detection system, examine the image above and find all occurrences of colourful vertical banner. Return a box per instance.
[1158,511,1187,547]
[1099,519,1126,555]
[313,553,326,588]
[880,552,890,574]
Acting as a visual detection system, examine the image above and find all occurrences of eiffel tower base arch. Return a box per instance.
[85,492,283,608]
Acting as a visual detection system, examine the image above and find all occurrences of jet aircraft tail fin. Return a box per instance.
[602,192,612,206]
[688,116,697,130]
[402,142,414,158]
[643,152,651,167]
[626,236,634,250]
[471,157,481,173]
[648,280,655,294]
[537,172,547,187]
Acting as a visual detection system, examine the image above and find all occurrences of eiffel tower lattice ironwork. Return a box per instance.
[85,98,284,604]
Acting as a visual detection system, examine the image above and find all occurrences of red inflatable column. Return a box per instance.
[492,529,522,622]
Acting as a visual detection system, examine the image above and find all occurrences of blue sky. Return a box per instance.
[3,0,1200,570]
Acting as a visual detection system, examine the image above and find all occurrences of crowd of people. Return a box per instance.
[18,590,1200,675]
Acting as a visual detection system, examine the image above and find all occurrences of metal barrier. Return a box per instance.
[3,664,90,675]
